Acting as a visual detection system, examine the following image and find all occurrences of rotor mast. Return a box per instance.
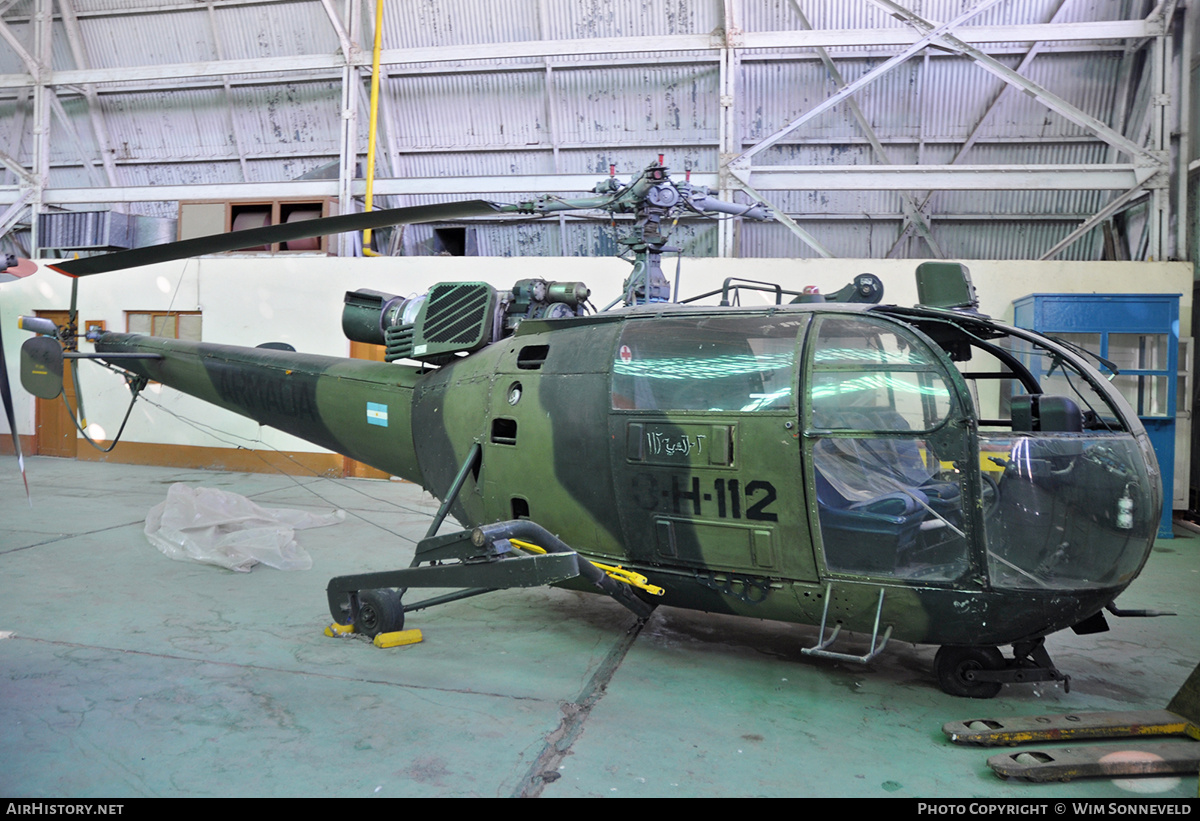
[498,157,770,306]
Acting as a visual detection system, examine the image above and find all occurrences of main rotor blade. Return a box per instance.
[0,256,37,284]
[0,322,31,505]
[49,200,508,277]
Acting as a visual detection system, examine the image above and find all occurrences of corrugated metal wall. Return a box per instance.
[0,0,1185,261]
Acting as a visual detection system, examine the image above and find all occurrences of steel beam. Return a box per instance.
[47,94,105,188]
[886,0,1072,256]
[730,177,834,258]
[56,0,119,188]
[0,41,1153,97]
[0,15,38,77]
[865,0,1163,165]
[1039,184,1150,260]
[0,148,35,187]
[29,0,50,253]
[317,0,355,60]
[0,189,32,238]
[788,0,942,258]
[732,0,1008,165]
[204,0,251,182]
[0,19,1161,92]
[866,0,1176,261]
[734,165,1146,190]
[11,163,1150,207]
[741,20,1158,49]
[1176,1,1191,259]
[716,0,742,257]
[17,173,711,205]
[335,0,360,258]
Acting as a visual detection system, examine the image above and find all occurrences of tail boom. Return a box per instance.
[95,332,427,482]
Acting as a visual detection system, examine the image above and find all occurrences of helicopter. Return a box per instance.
[3,158,1165,699]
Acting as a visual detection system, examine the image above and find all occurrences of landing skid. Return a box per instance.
[325,519,656,638]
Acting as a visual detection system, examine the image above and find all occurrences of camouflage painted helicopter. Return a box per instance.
[4,159,1163,698]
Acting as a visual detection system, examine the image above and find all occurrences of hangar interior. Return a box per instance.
[1,0,1199,798]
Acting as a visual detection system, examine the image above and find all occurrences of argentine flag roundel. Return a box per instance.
[367,402,388,427]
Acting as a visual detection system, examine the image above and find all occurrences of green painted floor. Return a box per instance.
[1,457,1197,798]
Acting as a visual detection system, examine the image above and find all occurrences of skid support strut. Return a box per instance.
[326,519,656,630]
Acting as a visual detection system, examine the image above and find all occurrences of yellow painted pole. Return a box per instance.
[362,0,384,256]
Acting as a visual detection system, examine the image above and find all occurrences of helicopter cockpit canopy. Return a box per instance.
[603,303,1159,597]
[875,307,1160,594]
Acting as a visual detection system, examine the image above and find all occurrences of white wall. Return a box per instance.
[1,256,1193,457]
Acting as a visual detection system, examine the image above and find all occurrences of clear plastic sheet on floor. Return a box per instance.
[144,483,345,572]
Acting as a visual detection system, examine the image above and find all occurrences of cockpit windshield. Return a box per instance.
[885,310,1161,592]
[813,308,1161,592]
[980,432,1157,589]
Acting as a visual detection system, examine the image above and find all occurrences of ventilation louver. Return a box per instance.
[386,282,496,363]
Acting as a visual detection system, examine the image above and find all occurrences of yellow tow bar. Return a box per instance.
[509,538,665,597]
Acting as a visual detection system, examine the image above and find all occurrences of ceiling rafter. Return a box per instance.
[55,0,119,188]
[886,0,1073,256]
[0,19,1162,91]
[788,0,943,258]
[732,0,1010,165]
[865,0,1161,164]
[0,40,1147,99]
[718,0,1179,260]
[727,0,1010,256]
[204,0,251,182]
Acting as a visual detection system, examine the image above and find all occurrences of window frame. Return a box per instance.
[125,310,202,342]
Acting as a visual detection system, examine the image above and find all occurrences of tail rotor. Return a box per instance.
[67,278,86,430]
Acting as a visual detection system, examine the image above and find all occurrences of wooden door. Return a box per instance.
[34,311,77,458]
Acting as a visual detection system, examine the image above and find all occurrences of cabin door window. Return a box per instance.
[609,315,813,579]
[805,315,972,582]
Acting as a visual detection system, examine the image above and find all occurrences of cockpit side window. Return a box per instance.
[611,316,805,412]
[805,315,970,582]
[808,315,954,433]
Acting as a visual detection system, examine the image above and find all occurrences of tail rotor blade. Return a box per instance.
[71,357,86,431]
[48,199,508,277]
[67,279,85,428]
[0,322,31,506]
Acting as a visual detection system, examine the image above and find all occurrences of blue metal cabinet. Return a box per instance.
[1013,293,1180,538]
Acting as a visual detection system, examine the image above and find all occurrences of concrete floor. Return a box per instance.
[1,456,1197,798]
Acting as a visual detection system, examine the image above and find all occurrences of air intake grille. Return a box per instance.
[422,283,492,345]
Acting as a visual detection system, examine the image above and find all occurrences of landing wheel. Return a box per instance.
[354,588,405,638]
[935,645,1005,699]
